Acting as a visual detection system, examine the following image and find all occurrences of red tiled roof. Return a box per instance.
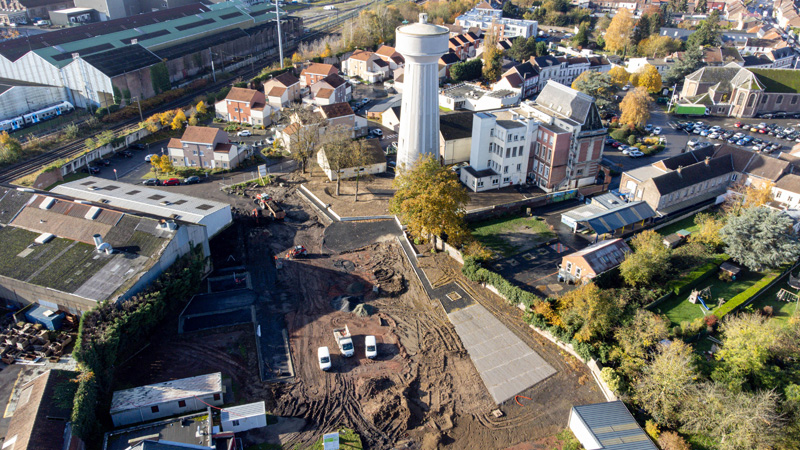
[320,102,354,119]
[348,50,374,61]
[272,71,300,87]
[302,63,338,77]
[316,87,334,99]
[167,138,183,149]
[182,126,222,144]
[225,87,259,103]
[267,86,287,97]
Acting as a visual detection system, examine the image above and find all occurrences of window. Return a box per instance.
[503,177,510,182]
[777,95,784,104]
[477,180,484,187]
[487,160,491,167]
[492,179,499,185]
[566,262,572,272]
[517,164,521,171]
[199,151,204,157]
[762,96,768,104]
[789,196,794,202]
[506,148,510,158]
[776,191,782,198]
[732,173,738,181]
[232,420,240,426]
[213,393,221,401]
[575,267,582,277]
[504,166,509,173]
[792,96,798,105]
[192,150,198,155]
[178,400,186,408]
[151,406,159,413]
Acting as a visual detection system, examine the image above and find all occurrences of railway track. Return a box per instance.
[0,0,380,184]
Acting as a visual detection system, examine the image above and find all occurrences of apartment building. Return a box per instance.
[448,31,482,60]
[460,109,535,192]
[494,61,539,98]
[532,55,610,92]
[524,81,606,192]
[167,126,248,170]
[263,71,301,107]
[455,8,538,40]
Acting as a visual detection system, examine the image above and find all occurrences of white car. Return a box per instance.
[371,128,383,136]
[318,346,331,371]
[237,130,252,137]
[653,126,662,135]
[361,98,370,105]
[365,335,377,359]
[629,150,645,157]
[710,125,721,132]
[622,84,630,91]
[688,138,700,147]
[265,136,275,145]
[144,154,157,162]
[622,147,632,155]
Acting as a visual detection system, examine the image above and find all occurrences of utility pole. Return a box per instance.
[209,48,216,82]
[275,1,284,68]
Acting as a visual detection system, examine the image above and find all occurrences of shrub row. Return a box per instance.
[664,259,722,297]
[462,257,538,308]
[715,270,782,318]
[101,79,209,124]
[71,246,207,441]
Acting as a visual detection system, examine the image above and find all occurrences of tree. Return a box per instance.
[287,106,326,174]
[637,35,681,58]
[619,87,651,127]
[571,71,615,110]
[615,310,670,361]
[658,432,691,450]
[689,212,725,249]
[597,14,612,32]
[714,313,783,388]
[680,383,785,450]
[636,64,662,93]
[502,0,522,19]
[558,283,621,342]
[741,181,774,208]
[142,114,161,133]
[188,114,198,126]
[319,125,355,196]
[449,58,483,82]
[156,154,173,174]
[390,155,471,246]
[632,14,651,45]
[159,110,175,126]
[608,66,630,88]
[665,44,704,85]
[291,52,302,64]
[171,109,187,130]
[508,36,537,62]
[572,23,589,48]
[635,340,698,426]
[696,0,707,12]
[686,11,720,48]
[196,101,207,115]
[0,131,23,164]
[720,206,800,271]
[320,42,332,58]
[482,23,503,83]
[535,40,549,57]
[620,229,670,286]
[605,8,635,54]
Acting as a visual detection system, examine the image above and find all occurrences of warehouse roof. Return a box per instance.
[52,177,230,225]
[579,201,656,235]
[82,44,163,78]
[111,373,222,412]
[221,401,266,422]
[571,401,658,450]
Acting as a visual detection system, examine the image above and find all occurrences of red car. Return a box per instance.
[734,121,743,128]
[610,141,621,148]
[162,178,180,186]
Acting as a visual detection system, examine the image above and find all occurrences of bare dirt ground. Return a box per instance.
[304,168,395,218]
[114,178,603,449]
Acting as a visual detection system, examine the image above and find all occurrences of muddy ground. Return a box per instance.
[116,175,603,449]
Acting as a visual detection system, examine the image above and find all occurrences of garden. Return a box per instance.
[608,122,665,156]
[469,215,556,257]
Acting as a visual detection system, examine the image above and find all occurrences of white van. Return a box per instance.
[365,335,377,359]
[318,346,331,371]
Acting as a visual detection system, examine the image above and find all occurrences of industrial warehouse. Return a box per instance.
[0,1,302,110]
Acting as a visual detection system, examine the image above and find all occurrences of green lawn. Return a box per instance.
[309,428,363,450]
[470,215,556,257]
[748,275,800,322]
[655,269,767,325]
[657,214,702,237]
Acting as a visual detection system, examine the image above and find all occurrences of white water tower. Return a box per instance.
[395,13,449,172]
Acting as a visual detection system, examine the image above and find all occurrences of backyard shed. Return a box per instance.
[719,261,742,278]
[110,372,223,427]
[662,233,684,249]
[568,401,658,450]
[221,401,267,433]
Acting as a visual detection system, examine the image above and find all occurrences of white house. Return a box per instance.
[569,401,658,450]
[109,373,223,427]
[317,138,387,180]
[625,57,674,76]
[460,109,536,192]
[221,401,267,433]
[439,83,519,112]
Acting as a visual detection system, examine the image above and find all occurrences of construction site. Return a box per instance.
[113,173,605,449]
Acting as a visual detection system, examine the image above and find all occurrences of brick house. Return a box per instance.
[279,103,366,152]
[168,126,249,170]
[299,63,338,87]
[375,45,404,70]
[263,71,301,108]
[214,87,272,126]
[559,238,631,284]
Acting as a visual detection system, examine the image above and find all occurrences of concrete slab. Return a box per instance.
[447,304,556,404]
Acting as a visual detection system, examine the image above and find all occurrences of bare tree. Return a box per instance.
[286,106,326,175]
[352,139,373,202]
[319,124,355,196]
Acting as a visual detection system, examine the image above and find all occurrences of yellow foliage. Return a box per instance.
[637,64,662,94]
[619,87,651,127]
[196,101,207,115]
[171,109,187,130]
[605,8,634,54]
[291,52,302,64]
[608,66,630,88]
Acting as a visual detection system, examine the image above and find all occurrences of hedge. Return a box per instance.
[462,257,538,308]
[71,246,207,441]
[714,270,782,318]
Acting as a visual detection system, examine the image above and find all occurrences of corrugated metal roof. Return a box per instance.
[572,401,659,450]
[581,201,656,235]
[111,373,222,412]
[52,177,229,225]
[221,401,266,422]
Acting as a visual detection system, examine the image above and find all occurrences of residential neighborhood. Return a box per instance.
[0,0,799,449]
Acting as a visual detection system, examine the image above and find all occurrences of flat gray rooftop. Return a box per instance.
[448,304,556,404]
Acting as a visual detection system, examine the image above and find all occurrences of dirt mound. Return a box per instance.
[358,377,411,433]
[333,259,356,272]
[374,267,406,296]
[352,303,373,317]
[330,295,362,312]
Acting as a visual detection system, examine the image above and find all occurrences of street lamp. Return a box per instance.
[130,96,144,122]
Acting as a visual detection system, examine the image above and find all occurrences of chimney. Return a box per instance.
[705,156,711,165]
[677,165,683,174]
[92,234,103,248]
[93,234,112,254]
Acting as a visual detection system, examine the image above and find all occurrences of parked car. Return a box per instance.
[129,143,146,150]
[183,176,201,184]
[120,150,133,157]
[629,150,645,157]
[610,141,621,148]
[365,335,377,359]
[688,138,700,147]
[709,125,721,132]
[162,178,180,186]
[370,128,383,136]
[144,154,157,162]
[621,146,632,155]
[143,178,161,186]
[82,166,100,174]
[734,121,743,128]
[97,159,111,166]
[653,126,662,135]
[644,124,654,132]
[318,346,332,371]
[361,98,371,105]
[237,130,252,137]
